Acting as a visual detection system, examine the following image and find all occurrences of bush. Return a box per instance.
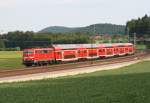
[146,44,150,49]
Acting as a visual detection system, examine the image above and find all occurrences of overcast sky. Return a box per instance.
[0,0,150,33]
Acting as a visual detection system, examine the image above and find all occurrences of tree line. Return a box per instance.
[126,14,150,37]
[126,14,150,48]
[0,31,90,49]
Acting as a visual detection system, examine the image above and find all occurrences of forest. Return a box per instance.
[0,31,90,49]
[126,14,150,37]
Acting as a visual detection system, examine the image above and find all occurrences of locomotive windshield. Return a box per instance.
[23,51,34,54]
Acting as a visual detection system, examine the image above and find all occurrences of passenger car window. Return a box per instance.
[84,50,87,53]
[57,52,61,55]
[43,50,48,54]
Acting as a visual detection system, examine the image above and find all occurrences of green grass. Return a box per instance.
[0,51,24,70]
[0,61,150,103]
[136,44,147,49]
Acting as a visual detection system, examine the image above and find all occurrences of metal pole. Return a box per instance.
[91,24,96,64]
[94,24,96,35]
[134,33,136,47]
[127,27,130,43]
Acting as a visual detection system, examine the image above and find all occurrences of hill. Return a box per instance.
[39,23,126,35]
[39,26,74,33]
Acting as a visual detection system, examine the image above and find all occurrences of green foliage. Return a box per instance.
[126,14,150,36]
[39,26,73,33]
[0,61,150,103]
[95,34,129,43]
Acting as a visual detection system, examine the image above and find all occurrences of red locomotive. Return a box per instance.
[23,43,134,66]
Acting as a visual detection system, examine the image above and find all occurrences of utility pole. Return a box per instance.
[91,24,96,64]
[127,27,130,43]
[94,24,96,35]
[134,33,136,48]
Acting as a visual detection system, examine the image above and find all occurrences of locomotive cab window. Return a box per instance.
[24,51,34,54]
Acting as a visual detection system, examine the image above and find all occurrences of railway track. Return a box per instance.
[0,50,150,78]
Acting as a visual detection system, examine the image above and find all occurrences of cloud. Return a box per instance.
[0,0,17,8]
[62,0,79,3]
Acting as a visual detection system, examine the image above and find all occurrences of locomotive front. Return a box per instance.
[23,49,35,66]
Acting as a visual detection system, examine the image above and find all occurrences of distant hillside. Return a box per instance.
[39,26,74,33]
[39,23,126,35]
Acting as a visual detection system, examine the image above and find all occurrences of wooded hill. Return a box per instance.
[40,23,125,35]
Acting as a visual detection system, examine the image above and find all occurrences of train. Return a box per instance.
[23,43,135,66]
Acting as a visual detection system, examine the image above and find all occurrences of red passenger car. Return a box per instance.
[53,44,78,62]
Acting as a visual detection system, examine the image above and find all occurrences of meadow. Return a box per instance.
[0,51,24,70]
[136,44,147,49]
[0,61,150,103]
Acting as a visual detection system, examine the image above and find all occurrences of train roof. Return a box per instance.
[23,43,133,50]
[52,43,133,50]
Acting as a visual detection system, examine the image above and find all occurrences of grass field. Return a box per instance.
[0,51,24,70]
[136,44,147,49]
[0,61,150,103]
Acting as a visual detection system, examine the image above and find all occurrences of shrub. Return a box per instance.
[146,44,150,49]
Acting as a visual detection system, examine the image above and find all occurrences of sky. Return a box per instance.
[0,0,150,33]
